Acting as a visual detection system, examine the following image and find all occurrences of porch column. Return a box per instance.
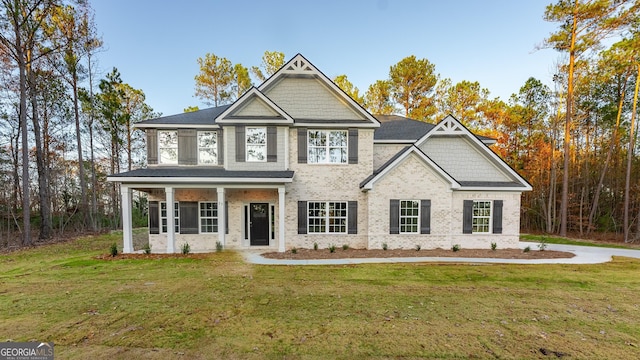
[165,186,175,253]
[278,186,286,252]
[121,186,133,253]
[217,187,226,248]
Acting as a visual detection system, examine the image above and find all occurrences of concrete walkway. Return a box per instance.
[242,242,640,266]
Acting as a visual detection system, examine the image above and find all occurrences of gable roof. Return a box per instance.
[216,87,294,124]
[417,114,532,191]
[360,145,460,191]
[259,54,380,128]
[135,105,230,129]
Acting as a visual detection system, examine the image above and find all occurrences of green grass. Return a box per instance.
[521,234,640,249]
[1,233,640,359]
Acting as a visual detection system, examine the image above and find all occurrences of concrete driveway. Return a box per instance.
[242,242,640,265]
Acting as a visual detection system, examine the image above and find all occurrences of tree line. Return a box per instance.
[1,0,639,249]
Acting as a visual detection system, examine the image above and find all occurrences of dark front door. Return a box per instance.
[250,203,270,246]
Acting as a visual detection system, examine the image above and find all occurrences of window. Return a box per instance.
[308,130,347,164]
[158,130,178,164]
[160,201,179,233]
[199,202,218,233]
[246,127,266,162]
[307,201,347,234]
[400,200,420,233]
[198,131,217,164]
[472,201,492,233]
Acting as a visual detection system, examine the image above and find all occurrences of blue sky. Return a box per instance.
[91,0,561,117]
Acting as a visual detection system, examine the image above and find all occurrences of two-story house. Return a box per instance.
[107,54,531,253]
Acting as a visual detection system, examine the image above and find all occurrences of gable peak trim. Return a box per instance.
[215,87,294,124]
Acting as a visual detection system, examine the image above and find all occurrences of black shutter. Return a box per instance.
[147,129,157,165]
[298,201,307,234]
[348,128,358,164]
[420,199,431,234]
[297,128,307,163]
[389,199,399,234]
[217,129,224,165]
[149,201,159,234]
[348,201,358,234]
[179,202,198,234]
[463,200,473,234]
[225,201,229,234]
[267,126,277,162]
[235,126,245,162]
[178,129,197,165]
[492,200,503,234]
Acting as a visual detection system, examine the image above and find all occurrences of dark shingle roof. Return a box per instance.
[373,115,434,141]
[109,167,294,179]
[138,105,231,126]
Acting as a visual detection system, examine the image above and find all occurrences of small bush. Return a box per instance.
[452,244,461,252]
[143,243,152,254]
[538,238,548,251]
[382,242,388,250]
[342,244,349,250]
[216,241,223,252]
[328,244,336,253]
[313,242,318,250]
[109,243,118,257]
[181,242,191,254]
[523,246,531,253]
[491,242,497,251]
[291,247,297,254]
[415,244,421,251]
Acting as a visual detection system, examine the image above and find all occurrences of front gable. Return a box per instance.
[216,87,294,125]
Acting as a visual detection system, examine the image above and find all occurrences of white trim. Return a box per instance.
[374,139,416,144]
[136,123,220,129]
[399,199,420,234]
[198,201,219,234]
[216,87,294,124]
[361,146,460,191]
[258,54,380,127]
[278,187,285,252]
[292,122,379,128]
[106,177,294,184]
[165,187,175,253]
[417,115,532,191]
[121,187,133,253]
[217,188,226,248]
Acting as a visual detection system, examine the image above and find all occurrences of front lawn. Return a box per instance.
[1,233,639,359]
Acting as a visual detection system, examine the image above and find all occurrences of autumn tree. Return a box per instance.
[389,55,438,121]
[194,53,233,106]
[232,63,251,99]
[251,50,284,82]
[333,74,364,105]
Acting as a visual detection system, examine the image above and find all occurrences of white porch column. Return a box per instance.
[121,186,133,253]
[278,186,286,252]
[217,187,226,248]
[165,187,175,253]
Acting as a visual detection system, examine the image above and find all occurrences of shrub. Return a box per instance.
[342,244,349,250]
[216,241,223,252]
[491,242,497,251]
[328,244,336,253]
[415,244,421,251]
[109,243,118,257]
[452,244,461,252]
[313,242,318,250]
[382,242,388,250]
[523,246,531,253]
[291,247,297,254]
[181,242,191,254]
[143,243,152,254]
[538,238,548,251]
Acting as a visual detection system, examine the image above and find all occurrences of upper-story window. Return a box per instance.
[198,131,217,165]
[308,130,347,164]
[158,130,178,164]
[246,127,267,162]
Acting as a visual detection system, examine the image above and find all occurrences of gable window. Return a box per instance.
[246,127,267,162]
[308,130,347,164]
[199,202,218,233]
[158,130,178,164]
[400,200,420,233]
[160,201,179,233]
[307,201,347,233]
[198,131,217,164]
[472,201,491,233]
